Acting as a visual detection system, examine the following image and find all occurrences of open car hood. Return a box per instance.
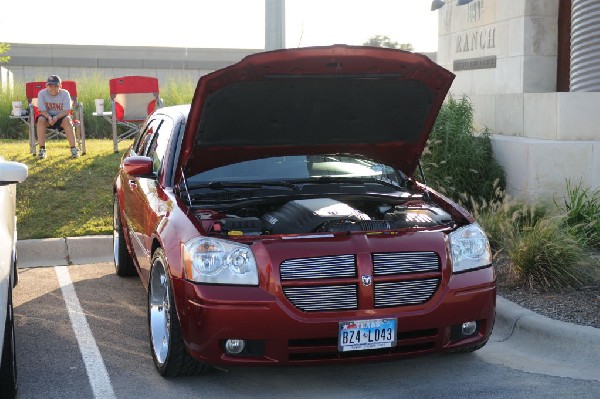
[177,45,454,184]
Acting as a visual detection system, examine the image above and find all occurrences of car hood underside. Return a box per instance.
[178,45,455,184]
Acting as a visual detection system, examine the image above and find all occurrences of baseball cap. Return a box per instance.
[46,75,61,86]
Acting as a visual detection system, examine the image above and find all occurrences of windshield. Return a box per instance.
[187,155,403,186]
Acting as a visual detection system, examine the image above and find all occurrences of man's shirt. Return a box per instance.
[38,88,71,117]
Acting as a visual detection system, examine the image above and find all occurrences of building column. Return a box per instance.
[570,0,600,91]
[265,0,286,51]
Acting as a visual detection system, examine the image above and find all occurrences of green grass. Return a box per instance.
[1,139,127,239]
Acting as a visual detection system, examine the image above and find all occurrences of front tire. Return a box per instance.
[0,282,18,398]
[113,195,137,276]
[148,249,208,377]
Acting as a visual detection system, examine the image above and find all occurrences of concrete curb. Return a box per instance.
[17,235,113,268]
[15,235,600,380]
[485,297,600,380]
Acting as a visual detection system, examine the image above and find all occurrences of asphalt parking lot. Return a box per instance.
[12,237,600,399]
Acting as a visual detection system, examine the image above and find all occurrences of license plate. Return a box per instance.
[338,318,397,352]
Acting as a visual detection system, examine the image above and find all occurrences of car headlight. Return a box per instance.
[449,223,492,273]
[183,237,258,285]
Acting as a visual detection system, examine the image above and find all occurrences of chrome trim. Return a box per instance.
[372,251,440,275]
[374,278,439,308]
[283,285,358,311]
[280,254,356,280]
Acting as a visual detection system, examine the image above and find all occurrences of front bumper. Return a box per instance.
[175,266,496,366]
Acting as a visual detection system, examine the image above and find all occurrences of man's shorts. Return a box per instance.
[36,115,72,131]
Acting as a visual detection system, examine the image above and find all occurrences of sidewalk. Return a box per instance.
[16,235,600,381]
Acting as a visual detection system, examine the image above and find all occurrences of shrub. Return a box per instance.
[421,95,505,204]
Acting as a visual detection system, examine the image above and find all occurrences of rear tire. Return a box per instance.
[113,195,137,277]
[148,249,209,377]
[0,282,18,398]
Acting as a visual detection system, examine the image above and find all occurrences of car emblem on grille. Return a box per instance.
[361,275,372,286]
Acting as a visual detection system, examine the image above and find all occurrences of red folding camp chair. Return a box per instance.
[109,76,162,153]
[24,81,87,156]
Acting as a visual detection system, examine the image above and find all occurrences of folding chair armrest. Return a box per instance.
[73,101,83,119]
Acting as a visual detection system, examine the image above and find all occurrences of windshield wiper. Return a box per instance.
[287,176,403,190]
[190,180,300,190]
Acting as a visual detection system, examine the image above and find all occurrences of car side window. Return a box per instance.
[145,117,174,174]
[132,118,156,155]
[138,120,162,157]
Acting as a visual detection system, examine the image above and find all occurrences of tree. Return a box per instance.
[0,43,10,64]
[363,35,414,51]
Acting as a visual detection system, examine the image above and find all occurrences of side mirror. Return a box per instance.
[123,156,155,178]
[0,160,28,186]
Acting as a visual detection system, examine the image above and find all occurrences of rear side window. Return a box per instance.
[132,117,155,155]
[146,117,174,174]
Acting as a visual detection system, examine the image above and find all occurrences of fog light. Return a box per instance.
[462,321,477,336]
[224,339,246,354]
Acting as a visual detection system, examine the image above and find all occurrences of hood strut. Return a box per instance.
[417,160,431,201]
[181,168,192,206]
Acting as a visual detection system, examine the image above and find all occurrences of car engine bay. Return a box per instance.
[196,197,455,236]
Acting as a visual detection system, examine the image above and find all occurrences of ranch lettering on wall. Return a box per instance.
[456,28,496,53]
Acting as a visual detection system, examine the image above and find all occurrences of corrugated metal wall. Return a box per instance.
[570,0,600,91]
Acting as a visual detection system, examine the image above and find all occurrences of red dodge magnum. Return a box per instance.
[113,45,495,377]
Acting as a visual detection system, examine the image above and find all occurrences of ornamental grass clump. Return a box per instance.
[471,186,589,290]
[504,215,586,290]
[471,187,549,254]
[558,180,600,248]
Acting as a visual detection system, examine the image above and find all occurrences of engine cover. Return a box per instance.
[262,198,370,234]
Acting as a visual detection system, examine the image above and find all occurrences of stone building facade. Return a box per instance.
[436,0,600,200]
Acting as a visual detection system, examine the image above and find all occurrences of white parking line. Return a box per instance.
[55,266,116,399]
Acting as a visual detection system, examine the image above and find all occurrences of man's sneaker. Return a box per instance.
[70,147,79,159]
[38,148,47,159]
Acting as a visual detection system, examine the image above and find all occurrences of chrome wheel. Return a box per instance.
[148,249,208,376]
[149,259,171,366]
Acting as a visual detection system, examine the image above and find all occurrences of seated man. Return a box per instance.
[36,75,79,159]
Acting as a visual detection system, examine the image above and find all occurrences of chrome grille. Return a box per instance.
[372,252,440,275]
[280,254,356,280]
[374,279,439,308]
[283,285,358,312]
